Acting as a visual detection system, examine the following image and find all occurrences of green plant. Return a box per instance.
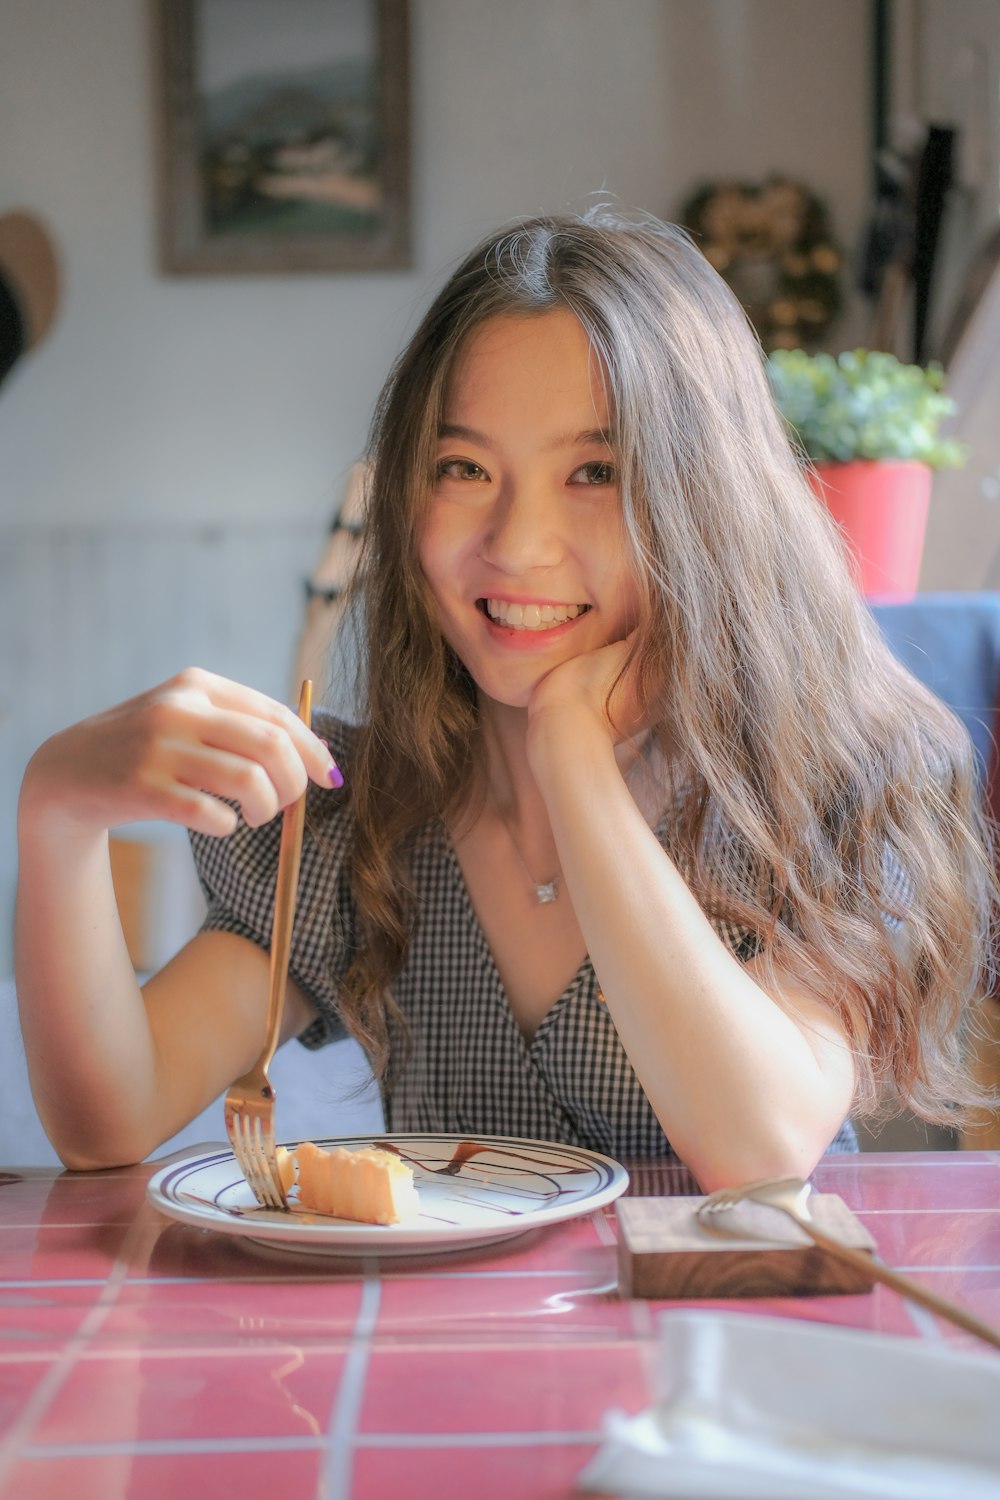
[766,348,966,469]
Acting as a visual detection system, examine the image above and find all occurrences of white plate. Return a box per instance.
[146,1133,630,1257]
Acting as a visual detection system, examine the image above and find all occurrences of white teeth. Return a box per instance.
[485,598,586,630]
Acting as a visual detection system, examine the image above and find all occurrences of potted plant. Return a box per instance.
[766,348,965,600]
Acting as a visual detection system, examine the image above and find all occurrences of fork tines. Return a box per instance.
[226,1101,286,1210]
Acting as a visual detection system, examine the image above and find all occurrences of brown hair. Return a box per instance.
[328,206,997,1127]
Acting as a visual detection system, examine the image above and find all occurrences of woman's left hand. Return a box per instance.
[526,632,648,756]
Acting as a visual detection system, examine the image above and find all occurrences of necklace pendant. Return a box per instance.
[535,880,558,904]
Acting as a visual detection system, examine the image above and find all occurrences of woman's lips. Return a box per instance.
[481,597,591,630]
[476,597,591,649]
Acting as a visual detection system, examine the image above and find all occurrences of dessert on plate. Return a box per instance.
[280,1140,419,1225]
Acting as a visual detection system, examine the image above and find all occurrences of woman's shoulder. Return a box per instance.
[187,710,358,1047]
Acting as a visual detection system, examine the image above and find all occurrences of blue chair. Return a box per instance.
[871,592,1000,1148]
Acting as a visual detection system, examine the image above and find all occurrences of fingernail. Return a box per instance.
[328,761,344,789]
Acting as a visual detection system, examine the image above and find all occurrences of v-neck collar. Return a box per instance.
[436,820,594,1052]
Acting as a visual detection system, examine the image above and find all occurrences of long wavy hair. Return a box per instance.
[328,205,996,1127]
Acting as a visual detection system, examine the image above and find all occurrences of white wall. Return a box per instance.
[1,0,871,976]
[662,0,871,264]
[1,0,685,531]
[892,0,1000,593]
[905,0,1000,357]
[0,0,872,531]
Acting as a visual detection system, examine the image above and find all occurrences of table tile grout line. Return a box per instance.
[819,1158,998,1168]
[832,1207,997,1218]
[0,1212,143,1488]
[0,1267,606,1289]
[0,1333,744,1375]
[346,1430,608,1449]
[21,1429,608,1461]
[2,1305,994,1375]
[320,1264,382,1500]
[25,1436,327,1460]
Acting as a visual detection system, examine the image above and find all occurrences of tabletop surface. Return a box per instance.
[1,1147,998,1500]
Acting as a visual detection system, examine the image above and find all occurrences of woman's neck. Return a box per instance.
[473,699,549,833]
[466,695,661,850]
[454,697,564,913]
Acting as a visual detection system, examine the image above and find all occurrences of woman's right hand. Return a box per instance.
[19,667,339,840]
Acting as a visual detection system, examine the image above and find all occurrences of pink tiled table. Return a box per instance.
[0,1151,997,1499]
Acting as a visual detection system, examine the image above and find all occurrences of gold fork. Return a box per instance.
[698,1175,1000,1352]
[224,679,312,1210]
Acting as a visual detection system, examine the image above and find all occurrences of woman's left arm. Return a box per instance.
[527,650,856,1192]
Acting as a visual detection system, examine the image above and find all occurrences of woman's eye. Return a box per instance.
[436,458,490,482]
[569,460,616,486]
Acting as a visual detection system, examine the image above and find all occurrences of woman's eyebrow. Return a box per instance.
[438,422,491,445]
[437,423,614,450]
[571,427,615,449]
[542,427,616,453]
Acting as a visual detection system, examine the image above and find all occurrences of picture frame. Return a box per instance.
[155,0,411,274]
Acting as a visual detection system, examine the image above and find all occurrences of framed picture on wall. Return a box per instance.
[155,0,410,274]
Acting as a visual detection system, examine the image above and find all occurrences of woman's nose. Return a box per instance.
[479,484,564,573]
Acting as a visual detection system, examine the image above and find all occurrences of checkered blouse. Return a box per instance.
[190,714,858,1159]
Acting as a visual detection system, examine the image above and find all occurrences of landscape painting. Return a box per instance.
[157,0,410,273]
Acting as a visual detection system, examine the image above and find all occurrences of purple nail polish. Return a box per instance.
[328,762,344,789]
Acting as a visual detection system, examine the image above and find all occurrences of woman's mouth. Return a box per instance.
[480,598,591,631]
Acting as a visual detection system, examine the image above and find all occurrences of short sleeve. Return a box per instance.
[188,712,357,1049]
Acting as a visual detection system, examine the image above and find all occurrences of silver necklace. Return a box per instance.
[496,804,560,904]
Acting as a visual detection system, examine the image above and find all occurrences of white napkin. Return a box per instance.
[577,1309,1000,1499]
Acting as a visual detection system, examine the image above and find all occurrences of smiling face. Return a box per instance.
[418,309,643,711]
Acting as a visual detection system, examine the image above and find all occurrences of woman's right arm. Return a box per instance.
[14,668,336,1170]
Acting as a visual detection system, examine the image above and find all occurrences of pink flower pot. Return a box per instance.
[809,459,932,602]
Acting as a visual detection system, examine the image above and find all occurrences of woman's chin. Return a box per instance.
[475,683,534,716]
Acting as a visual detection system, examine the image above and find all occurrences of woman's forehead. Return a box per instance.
[443,309,613,426]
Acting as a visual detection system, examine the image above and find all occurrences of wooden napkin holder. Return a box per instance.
[616,1194,877,1299]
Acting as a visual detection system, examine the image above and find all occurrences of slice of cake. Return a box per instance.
[294,1140,419,1225]
[276,1145,296,1197]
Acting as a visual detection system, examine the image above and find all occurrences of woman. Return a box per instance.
[16,208,995,1187]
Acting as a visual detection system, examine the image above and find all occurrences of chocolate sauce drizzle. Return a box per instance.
[190,1136,610,1226]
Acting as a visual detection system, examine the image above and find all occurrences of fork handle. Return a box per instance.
[261,679,313,1070]
[799,1218,1000,1351]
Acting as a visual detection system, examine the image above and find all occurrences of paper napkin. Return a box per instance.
[577,1309,1000,1499]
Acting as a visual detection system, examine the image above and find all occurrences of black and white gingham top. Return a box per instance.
[190,714,858,1160]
